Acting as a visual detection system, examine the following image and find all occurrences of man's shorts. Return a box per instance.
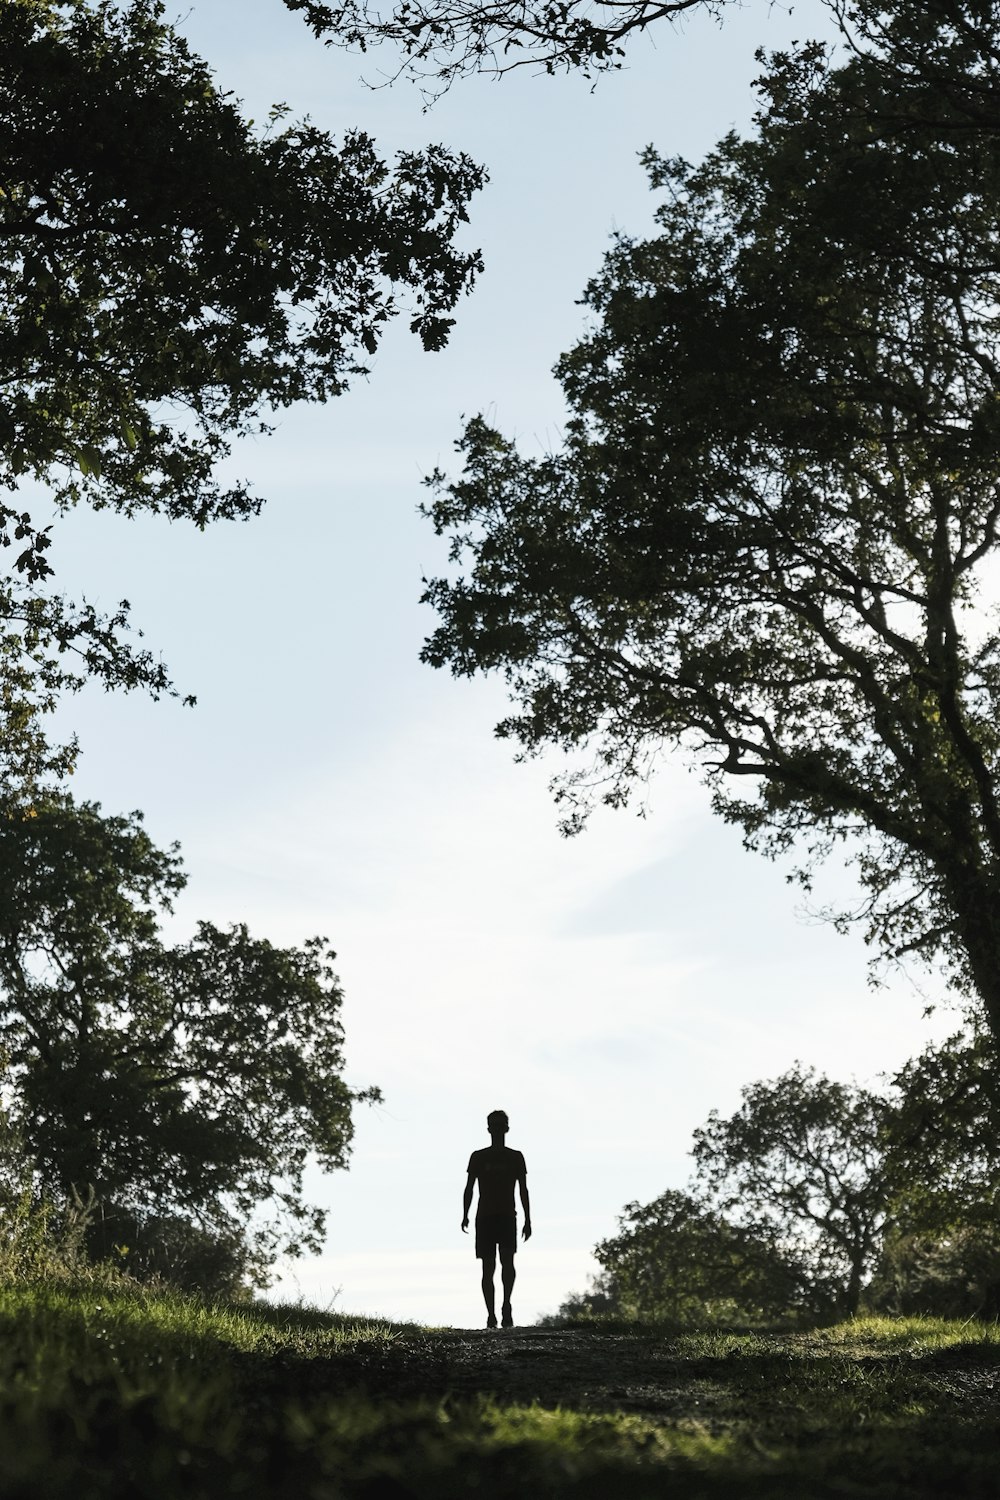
[475,1212,517,1260]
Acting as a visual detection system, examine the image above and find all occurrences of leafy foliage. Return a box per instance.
[0,0,483,787]
[0,795,377,1285]
[0,1099,111,1286]
[887,1027,1000,1238]
[85,1207,256,1300]
[420,6,1000,1032]
[560,1043,1000,1324]
[569,1188,821,1325]
[285,0,718,97]
[692,1067,897,1316]
[866,1025,1000,1318]
[285,0,1000,110]
[869,1225,1000,1320]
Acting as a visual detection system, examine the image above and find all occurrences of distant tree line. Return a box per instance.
[554,1038,1000,1326]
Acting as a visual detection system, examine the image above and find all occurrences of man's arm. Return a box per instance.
[519,1170,531,1241]
[461,1170,475,1233]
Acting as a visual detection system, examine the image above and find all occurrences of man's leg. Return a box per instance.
[481,1250,497,1327]
[499,1247,516,1327]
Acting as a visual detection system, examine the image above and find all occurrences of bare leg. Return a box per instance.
[500,1248,516,1326]
[481,1251,497,1327]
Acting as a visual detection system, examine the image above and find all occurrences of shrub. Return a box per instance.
[869,1227,1000,1319]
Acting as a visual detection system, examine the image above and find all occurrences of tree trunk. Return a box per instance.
[844,1257,864,1317]
[947,872,1000,1040]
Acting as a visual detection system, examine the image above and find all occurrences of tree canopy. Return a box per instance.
[0,0,483,789]
[887,1026,1000,1242]
[575,1187,819,1325]
[0,794,376,1284]
[556,1040,1000,1324]
[692,1066,896,1316]
[420,7,1000,1034]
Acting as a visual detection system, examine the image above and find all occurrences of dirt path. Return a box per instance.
[421,1328,731,1417]
[274,1324,1000,1431]
[297,1327,743,1424]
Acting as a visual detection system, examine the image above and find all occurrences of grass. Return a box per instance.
[0,1285,997,1496]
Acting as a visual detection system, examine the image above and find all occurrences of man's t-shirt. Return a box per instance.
[467,1145,527,1217]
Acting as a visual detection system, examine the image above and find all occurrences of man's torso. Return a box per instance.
[468,1145,526,1217]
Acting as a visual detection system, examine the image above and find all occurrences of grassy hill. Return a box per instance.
[0,1283,998,1496]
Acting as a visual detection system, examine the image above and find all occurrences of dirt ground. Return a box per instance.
[270,1322,1000,1430]
[388,1328,730,1416]
[262,1325,778,1423]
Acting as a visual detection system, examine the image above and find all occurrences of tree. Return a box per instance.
[691,1067,896,1315]
[869,1224,1000,1319]
[0,0,484,788]
[420,11,1000,1036]
[285,0,718,97]
[887,1027,1000,1233]
[0,794,377,1286]
[867,1023,1000,1317]
[554,1036,1000,1324]
[581,1188,820,1324]
[832,0,1000,138]
[285,0,1000,107]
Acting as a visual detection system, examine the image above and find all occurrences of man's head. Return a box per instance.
[487,1109,509,1138]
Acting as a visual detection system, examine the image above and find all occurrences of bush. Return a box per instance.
[0,1113,123,1288]
[85,1205,256,1300]
[869,1227,1000,1319]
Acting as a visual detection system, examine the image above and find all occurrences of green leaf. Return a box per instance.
[78,446,102,478]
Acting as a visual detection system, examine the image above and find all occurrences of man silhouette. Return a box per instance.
[462,1109,531,1328]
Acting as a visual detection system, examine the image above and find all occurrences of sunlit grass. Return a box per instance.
[0,1289,995,1496]
[814,1313,1000,1352]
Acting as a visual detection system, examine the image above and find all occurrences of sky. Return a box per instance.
[47,0,960,1326]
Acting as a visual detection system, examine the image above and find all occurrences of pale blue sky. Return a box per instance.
[49,0,955,1324]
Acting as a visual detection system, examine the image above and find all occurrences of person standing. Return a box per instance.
[462,1109,531,1328]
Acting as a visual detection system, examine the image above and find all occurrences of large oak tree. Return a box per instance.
[420,10,1000,1035]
